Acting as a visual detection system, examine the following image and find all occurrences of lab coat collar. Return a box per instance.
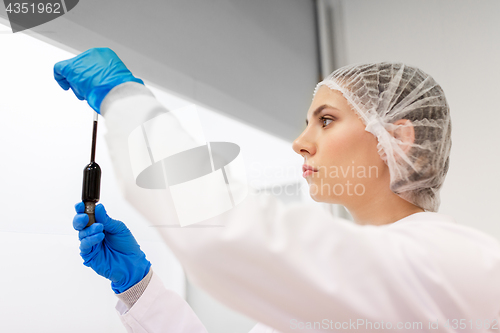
[389,211,457,226]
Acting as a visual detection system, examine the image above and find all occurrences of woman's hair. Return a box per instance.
[314,63,452,212]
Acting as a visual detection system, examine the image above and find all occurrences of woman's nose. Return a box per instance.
[292,129,316,157]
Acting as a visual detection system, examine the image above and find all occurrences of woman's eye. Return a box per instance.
[320,117,333,127]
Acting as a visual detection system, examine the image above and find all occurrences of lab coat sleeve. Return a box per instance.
[116,267,154,310]
[115,269,209,333]
[100,82,499,333]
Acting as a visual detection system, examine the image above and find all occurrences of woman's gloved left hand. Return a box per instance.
[53,47,144,113]
[73,202,151,294]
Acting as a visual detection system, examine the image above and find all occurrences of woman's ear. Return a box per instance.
[391,119,415,154]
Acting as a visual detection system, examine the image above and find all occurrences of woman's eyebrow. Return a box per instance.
[305,104,339,125]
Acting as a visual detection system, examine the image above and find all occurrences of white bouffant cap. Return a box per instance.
[315,63,452,212]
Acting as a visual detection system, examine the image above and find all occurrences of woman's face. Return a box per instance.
[292,86,390,205]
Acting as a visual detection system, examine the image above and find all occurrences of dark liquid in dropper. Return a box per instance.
[90,120,98,162]
[82,118,101,202]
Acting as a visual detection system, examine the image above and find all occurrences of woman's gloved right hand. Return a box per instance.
[73,202,151,294]
[54,47,144,113]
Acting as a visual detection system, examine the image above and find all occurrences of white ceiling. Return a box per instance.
[0,0,320,142]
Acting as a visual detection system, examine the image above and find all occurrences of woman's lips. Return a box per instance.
[303,170,317,178]
[302,164,318,178]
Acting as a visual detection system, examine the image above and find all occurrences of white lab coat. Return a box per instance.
[101,82,500,333]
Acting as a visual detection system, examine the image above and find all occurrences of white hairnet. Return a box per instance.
[314,63,452,212]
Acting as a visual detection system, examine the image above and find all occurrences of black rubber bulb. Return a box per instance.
[82,161,101,227]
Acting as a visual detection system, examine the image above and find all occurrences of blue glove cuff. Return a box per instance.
[88,77,144,113]
[111,260,151,294]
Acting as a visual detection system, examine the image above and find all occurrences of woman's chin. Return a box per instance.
[308,185,343,204]
[309,190,333,204]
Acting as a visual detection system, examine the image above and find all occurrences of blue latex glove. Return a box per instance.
[73,202,151,293]
[54,48,144,113]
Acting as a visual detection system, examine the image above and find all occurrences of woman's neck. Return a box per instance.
[346,190,425,226]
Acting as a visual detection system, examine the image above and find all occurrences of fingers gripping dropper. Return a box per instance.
[82,112,101,227]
